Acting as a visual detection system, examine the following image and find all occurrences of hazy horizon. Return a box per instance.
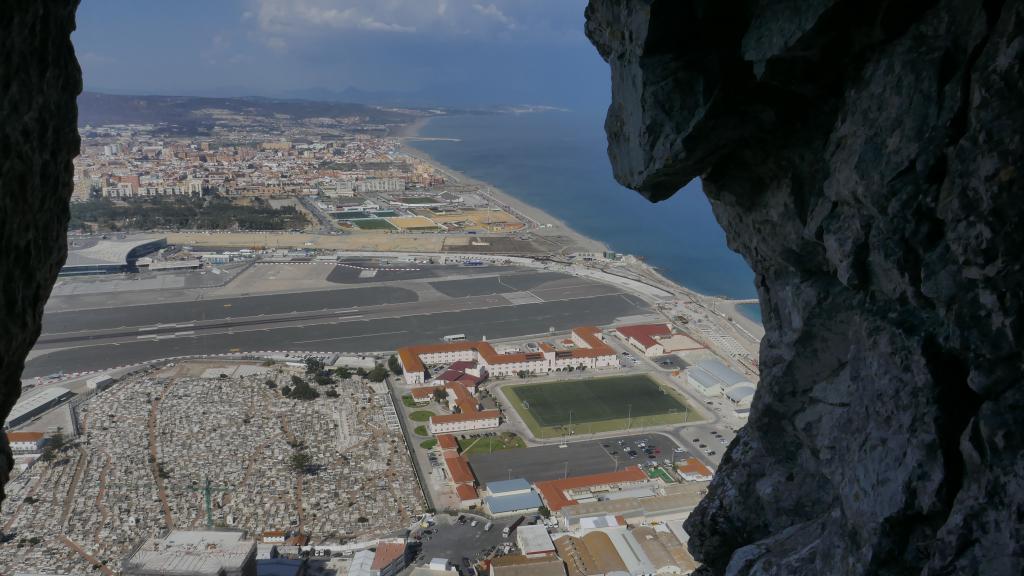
[74,0,611,110]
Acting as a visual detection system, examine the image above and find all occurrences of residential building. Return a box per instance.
[7,431,45,453]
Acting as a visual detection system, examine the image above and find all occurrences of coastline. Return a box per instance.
[398,115,609,255]
[395,114,763,330]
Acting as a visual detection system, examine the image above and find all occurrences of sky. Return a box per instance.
[73,0,611,109]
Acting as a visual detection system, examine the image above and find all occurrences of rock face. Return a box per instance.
[586,1,1022,574]
[0,1,81,504]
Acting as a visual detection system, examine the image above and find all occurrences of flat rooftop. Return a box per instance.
[124,530,254,574]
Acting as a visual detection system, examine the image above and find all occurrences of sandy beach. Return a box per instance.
[397,115,766,329]
[398,115,609,255]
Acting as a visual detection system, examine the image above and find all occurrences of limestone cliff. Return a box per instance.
[0,1,81,504]
[586,0,1022,574]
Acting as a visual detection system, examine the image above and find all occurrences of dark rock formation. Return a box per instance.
[0,1,81,505]
[586,0,1022,574]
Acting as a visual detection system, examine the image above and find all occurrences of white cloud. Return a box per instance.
[250,0,523,37]
[472,3,515,29]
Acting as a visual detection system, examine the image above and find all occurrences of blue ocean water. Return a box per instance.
[413,111,759,305]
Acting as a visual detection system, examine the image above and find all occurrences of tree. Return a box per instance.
[355,367,368,377]
[291,375,307,387]
[49,430,66,452]
[305,357,324,374]
[367,364,388,383]
[41,448,56,463]
[335,366,353,379]
[314,371,334,386]
[291,451,312,474]
[538,505,551,518]
[281,386,293,397]
[265,379,277,389]
[432,389,449,404]
[289,378,320,401]
[388,354,404,375]
[325,389,339,398]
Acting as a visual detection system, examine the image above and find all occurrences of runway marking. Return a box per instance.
[294,330,407,344]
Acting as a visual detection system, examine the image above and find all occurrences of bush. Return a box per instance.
[325,389,339,398]
[388,354,403,375]
[314,372,334,386]
[265,379,277,389]
[289,378,320,401]
[291,451,312,474]
[367,364,388,382]
[305,357,324,374]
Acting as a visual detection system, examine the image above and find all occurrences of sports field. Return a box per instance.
[504,375,695,438]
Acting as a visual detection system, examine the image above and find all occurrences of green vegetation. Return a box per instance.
[388,354,404,375]
[432,389,449,404]
[504,375,694,437]
[286,376,320,401]
[401,395,417,408]
[305,357,324,374]
[290,450,313,474]
[352,219,396,230]
[69,196,307,232]
[413,425,429,437]
[420,439,438,450]
[457,433,526,455]
[367,364,389,382]
[408,410,435,422]
[335,366,353,379]
[647,466,675,483]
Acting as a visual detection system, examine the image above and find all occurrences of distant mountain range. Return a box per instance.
[76,92,422,130]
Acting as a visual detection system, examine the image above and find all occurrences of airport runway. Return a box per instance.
[41,285,418,333]
[26,266,654,378]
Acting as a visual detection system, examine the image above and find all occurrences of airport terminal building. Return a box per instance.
[61,235,167,275]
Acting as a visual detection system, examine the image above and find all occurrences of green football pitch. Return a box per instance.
[503,375,695,437]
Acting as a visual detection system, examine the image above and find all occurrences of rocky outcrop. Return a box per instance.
[586,1,1022,574]
[0,1,81,505]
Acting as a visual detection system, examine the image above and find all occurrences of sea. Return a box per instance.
[412,110,762,324]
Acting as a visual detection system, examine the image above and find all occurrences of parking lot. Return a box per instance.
[413,513,510,570]
[468,433,681,486]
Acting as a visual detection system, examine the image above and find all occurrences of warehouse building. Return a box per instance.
[5,386,74,429]
[489,554,566,576]
[516,525,556,557]
[686,359,755,400]
[482,479,543,517]
[614,324,703,357]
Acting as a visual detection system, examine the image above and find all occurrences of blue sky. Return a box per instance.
[73,0,610,109]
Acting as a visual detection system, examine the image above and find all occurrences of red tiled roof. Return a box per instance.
[411,386,440,400]
[535,466,647,511]
[445,455,476,485]
[456,484,480,502]
[616,324,672,349]
[677,458,714,477]
[398,326,615,374]
[437,434,459,453]
[371,541,407,570]
[7,432,45,442]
